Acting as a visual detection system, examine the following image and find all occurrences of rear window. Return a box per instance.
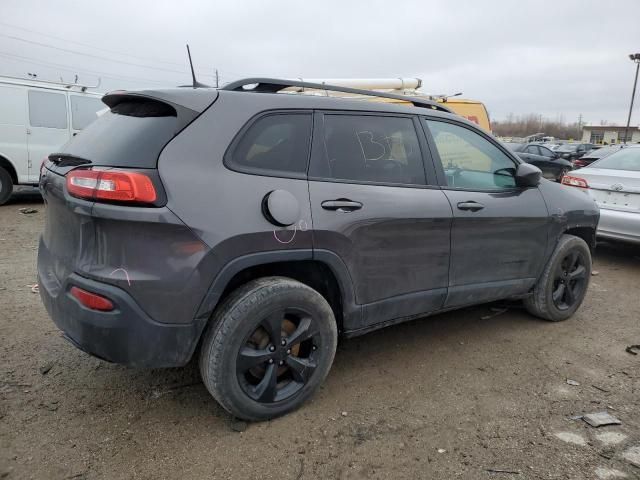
[584,146,621,159]
[504,143,524,152]
[590,148,640,171]
[557,144,577,152]
[56,99,178,168]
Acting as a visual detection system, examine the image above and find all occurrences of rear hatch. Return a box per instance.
[39,88,218,322]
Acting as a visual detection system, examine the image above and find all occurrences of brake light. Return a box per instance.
[66,169,157,204]
[70,286,114,311]
[562,175,589,188]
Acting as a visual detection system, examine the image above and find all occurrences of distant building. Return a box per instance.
[581,125,640,144]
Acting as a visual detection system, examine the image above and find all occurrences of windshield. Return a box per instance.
[557,144,578,152]
[590,147,640,171]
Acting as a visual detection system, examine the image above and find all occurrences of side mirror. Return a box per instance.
[515,163,542,187]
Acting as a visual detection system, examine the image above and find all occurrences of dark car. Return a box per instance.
[555,143,593,161]
[572,144,624,168]
[504,142,573,181]
[38,78,599,421]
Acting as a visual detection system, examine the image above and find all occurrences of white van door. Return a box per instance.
[0,85,29,183]
[27,90,71,182]
[69,94,104,135]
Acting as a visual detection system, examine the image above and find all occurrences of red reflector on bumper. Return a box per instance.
[70,286,115,311]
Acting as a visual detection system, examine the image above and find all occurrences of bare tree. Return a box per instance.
[493,113,581,140]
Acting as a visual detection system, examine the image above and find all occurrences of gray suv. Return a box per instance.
[38,79,599,420]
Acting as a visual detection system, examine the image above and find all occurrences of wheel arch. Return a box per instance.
[563,226,596,252]
[0,154,18,185]
[194,249,360,335]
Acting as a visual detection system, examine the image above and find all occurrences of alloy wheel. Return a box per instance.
[236,308,320,403]
[552,250,587,310]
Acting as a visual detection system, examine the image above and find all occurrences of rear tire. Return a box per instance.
[524,234,591,321]
[199,277,338,421]
[0,167,13,205]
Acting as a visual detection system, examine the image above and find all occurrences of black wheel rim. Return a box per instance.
[552,250,588,311]
[236,308,321,403]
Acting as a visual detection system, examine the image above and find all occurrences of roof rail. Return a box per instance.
[220,78,453,113]
[0,74,101,92]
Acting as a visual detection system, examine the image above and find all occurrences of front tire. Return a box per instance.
[199,277,338,421]
[524,234,591,321]
[0,167,13,205]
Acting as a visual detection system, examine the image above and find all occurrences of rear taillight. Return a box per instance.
[70,286,114,311]
[66,169,157,204]
[561,175,589,188]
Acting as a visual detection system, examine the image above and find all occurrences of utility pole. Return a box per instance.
[215,69,219,88]
[624,53,640,144]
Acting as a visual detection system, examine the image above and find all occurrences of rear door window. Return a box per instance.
[227,113,312,176]
[28,90,68,129]
[312,114,426,185]
[70,95,105,130]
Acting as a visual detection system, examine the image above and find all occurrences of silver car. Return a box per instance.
[562,145,640,243]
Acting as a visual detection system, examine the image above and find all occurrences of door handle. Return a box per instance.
[457,201,485,212]
[321,199,363,212]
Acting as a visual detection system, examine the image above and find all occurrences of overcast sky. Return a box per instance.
[2,0,639,124]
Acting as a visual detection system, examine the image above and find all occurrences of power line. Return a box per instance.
[0,20,189,68]
[0,33,215,78]
[0,51,172,86]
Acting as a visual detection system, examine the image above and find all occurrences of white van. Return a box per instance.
[0,76,105,204]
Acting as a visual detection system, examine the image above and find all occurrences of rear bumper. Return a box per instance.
[38,266,205,368]
[597,207,640,244]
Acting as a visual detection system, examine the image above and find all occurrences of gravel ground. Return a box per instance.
[1,191,639,480]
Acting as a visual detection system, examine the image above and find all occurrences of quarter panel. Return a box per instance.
[158,93,314,313]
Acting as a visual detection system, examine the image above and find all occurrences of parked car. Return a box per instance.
[38,78,599,421]
[0,75,105,205]
[572,144,624,168]
[504,142,573,182]
[563,145,639,243]
[555,143,593,161]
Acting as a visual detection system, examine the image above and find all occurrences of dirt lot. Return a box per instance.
[1,191,639,480]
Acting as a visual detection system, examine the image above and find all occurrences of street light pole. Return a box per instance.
[624,53,640,145]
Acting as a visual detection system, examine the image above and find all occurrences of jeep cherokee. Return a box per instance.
[38,79,599,421]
